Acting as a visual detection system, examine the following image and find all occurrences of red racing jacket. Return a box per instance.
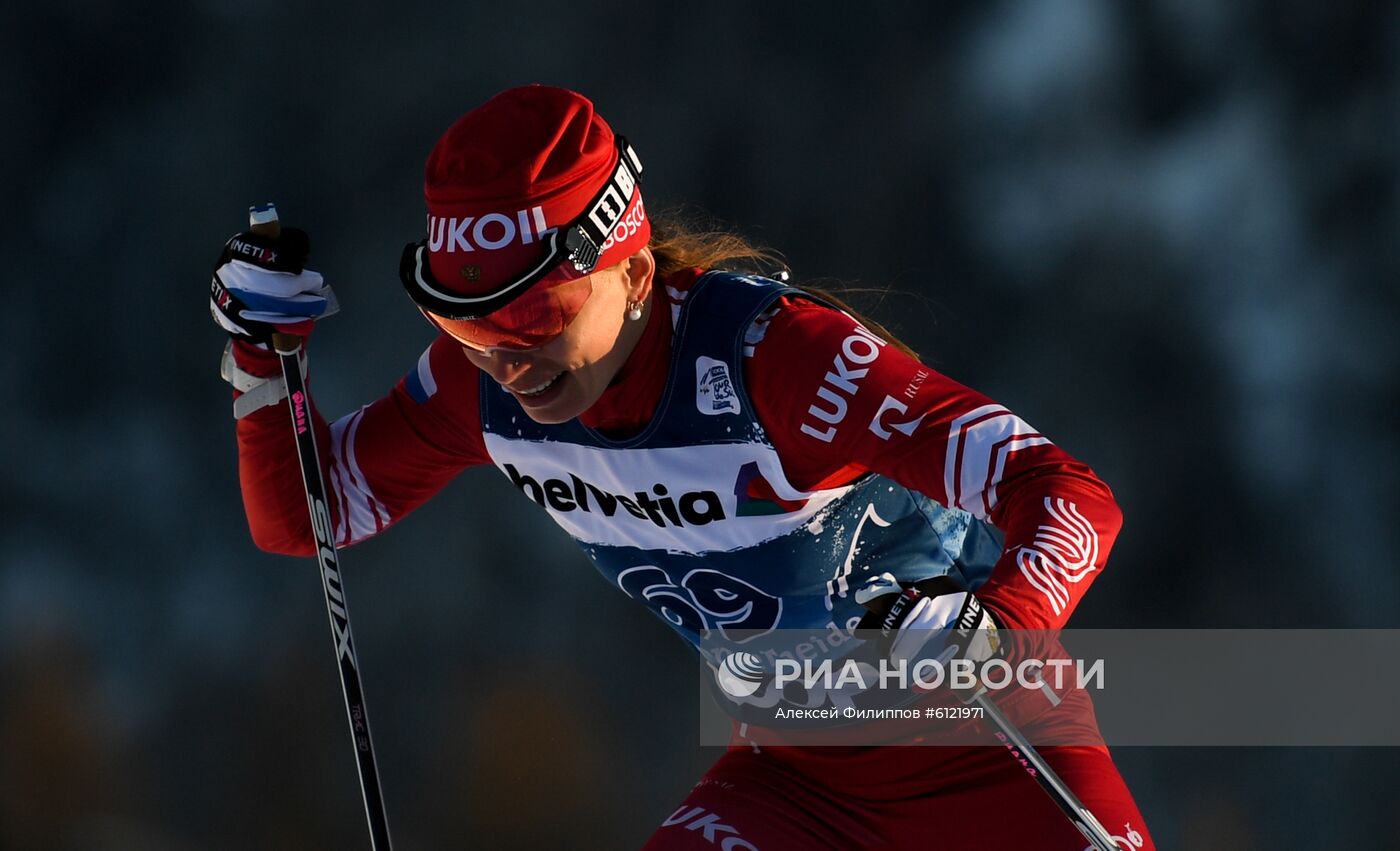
[230,268,1123,632]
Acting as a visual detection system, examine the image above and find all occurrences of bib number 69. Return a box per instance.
[617,566,782,642]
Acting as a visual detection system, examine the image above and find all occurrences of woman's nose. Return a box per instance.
[483,347,533,381]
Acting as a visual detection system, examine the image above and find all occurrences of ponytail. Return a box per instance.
[648,208,919,359]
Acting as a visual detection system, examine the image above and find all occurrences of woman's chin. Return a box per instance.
[521,405,578,425]
[517,374,591,424]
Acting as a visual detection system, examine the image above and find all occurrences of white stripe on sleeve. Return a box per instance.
[416,346,438,398]
[943,405,1047,519]
[328,408,390,543]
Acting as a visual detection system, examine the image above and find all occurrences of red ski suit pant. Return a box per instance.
[642,743,1154,851]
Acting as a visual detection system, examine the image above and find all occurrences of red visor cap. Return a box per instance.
[422,85,650,348]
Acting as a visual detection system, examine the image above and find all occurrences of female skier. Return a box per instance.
[211,84,1153,849]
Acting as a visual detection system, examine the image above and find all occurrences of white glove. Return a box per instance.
[209,228,338,342]
[855,572,1002,669]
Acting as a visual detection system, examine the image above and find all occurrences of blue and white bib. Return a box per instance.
[480,272,1002,663]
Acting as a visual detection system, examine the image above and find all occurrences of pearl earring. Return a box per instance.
[626,299,643,321]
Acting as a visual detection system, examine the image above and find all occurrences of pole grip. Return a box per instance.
[247,202,301,354]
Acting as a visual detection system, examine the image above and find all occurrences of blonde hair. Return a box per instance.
[648,208,919,358]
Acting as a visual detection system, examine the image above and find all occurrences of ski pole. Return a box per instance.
[971,691,1120,851]
[856,584,1119,850]
[250,203,395,850]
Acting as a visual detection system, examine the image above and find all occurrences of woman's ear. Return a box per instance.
[623,246,656,302]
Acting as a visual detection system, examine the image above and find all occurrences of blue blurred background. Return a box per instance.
[4,1,1398,847]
